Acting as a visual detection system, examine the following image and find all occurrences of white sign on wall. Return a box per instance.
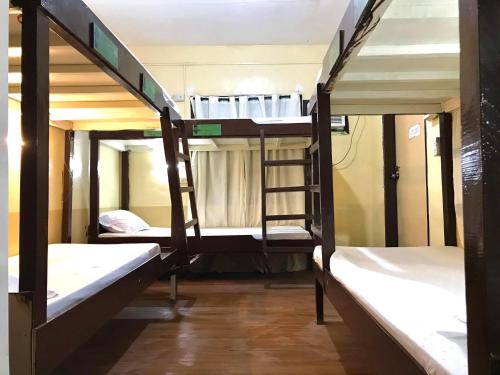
[409,124,421,140]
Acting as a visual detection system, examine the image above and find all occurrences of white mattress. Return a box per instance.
[9,243,160,320]
[99,225,311,240]
[313,245,467,375]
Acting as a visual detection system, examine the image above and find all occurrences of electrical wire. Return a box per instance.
[333,116,361,166]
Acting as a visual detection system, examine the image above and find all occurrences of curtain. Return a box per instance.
[192,93,301,119]
[193,149,305,228]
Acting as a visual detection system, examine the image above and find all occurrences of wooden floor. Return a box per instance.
[55,272,373,375]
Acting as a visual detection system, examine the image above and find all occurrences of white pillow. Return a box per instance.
[99,210,150,233]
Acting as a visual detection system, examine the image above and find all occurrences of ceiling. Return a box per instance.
[83,0,350,45]
[329,0,460,115]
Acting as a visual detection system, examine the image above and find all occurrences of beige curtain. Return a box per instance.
[192,149,306,228]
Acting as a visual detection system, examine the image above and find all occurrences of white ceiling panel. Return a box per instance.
[83,0,350,45]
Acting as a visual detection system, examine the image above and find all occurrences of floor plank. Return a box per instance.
[54,272,373,375]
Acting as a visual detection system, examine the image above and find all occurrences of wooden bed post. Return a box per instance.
[459,0,500,373]
[317,84,335,272]
[120,150,130,211]
[62,130,75,243]
[89,132,100,243]
[438,113,457,247]
[18,0,50,326]
[382,115,399,247]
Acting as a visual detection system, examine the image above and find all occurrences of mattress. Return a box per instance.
[9,243,160,320]
[99,225,311,240]
[313,245,467,375]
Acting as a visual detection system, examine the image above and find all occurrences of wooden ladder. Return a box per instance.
[160,108,201,265]
[259,129,314,253]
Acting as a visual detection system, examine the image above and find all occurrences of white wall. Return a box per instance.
[0,0,10,371]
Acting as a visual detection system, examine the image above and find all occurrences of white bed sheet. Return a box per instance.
[99,225,311,240]
[9,243,160,320]
[313,245,467,375]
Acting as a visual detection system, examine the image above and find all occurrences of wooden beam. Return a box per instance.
[439,112,457,246]
[88,133,100,243]
[61,130,74,243]
[382,115,398,247]
[19,0,49,326]
[459,0,500,372]
[120,151,130,211]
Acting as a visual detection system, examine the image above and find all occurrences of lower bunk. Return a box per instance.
[9,243,179,374]
[313,245,466,375]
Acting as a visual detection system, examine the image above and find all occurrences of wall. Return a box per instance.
[71,131,90,243]
[7,99,66,255]
[0,0,9,369]
[130,45,327,118]
[128,148,192,226]
[332,116,385,247]
[426,116,444,246]
[98,143,121,213]
[395,115,428,246]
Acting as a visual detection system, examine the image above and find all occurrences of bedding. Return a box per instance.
[313,245,467,375]
[99,225,312,240]
[9,243,160,320]
[99,210,150,233]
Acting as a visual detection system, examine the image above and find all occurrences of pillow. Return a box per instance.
[99,210,150,233]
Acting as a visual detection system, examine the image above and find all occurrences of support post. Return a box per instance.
[459,0,500,372]
[316,83,335,273]
[62,130,75,243]
[19,0,50,326]
[120,151,130,211]
[439,112,457,246]
[382,115,399,247]
[88,133,100,243]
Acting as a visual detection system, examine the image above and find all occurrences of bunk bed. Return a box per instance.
[84,118,315,255]
[8,0,188,373]
[309,0,497,374]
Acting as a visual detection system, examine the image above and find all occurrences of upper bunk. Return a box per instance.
[8,0,180,128]
[309,0,459,115]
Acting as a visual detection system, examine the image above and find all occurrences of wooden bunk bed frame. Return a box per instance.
[312,0,500,374]
[84,119,314,255]
[8,0,186,373]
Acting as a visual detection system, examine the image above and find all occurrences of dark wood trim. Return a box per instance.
[19,0,50,326]
[459,0,500,372]
[183,118,311,138]
[88,133,100,243]
[382,115,398,247]
[316,84,335,272]
[62,130,75,243]
[34,0,180,119]
[438,113,457,246]
[120,150,130,211]
[33,252,178,374]
[316,264,426,374]
[423,121,430,246]
[304,149,312,233]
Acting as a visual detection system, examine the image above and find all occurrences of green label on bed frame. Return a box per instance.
[193,124,222,137]
[144,130,162,138]
[91,23,119,68]
[141,74,156,102]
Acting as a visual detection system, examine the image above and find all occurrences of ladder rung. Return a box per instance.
[185,218,198,229]
[264,159,312,167]
[177,152,190,161]
[263,246,313,253]
[265,214,312,222]
[265,186,309,193]
[311,224,322,238]
[309,185,320,193]
[310,141,319,154]
[190,254,202,265]
[181,186,194,193]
